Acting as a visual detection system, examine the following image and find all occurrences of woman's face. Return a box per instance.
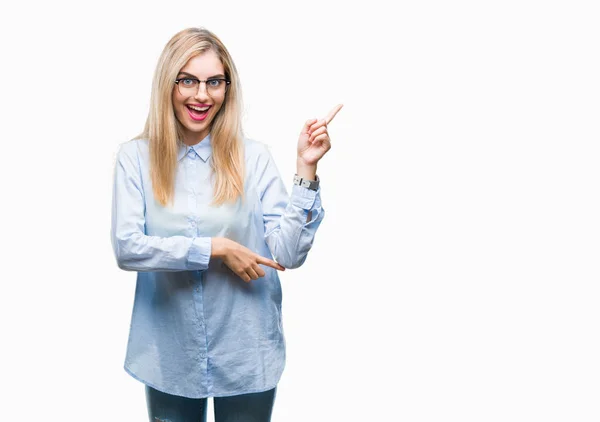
[172,49,227,145]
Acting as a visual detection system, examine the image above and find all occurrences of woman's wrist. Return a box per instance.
[296,158,317,181]
[211,237,230,258]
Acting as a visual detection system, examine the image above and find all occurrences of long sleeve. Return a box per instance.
[111,141,211,272]
[256,146,325,269]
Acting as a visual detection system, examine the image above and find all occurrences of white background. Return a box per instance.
[1,0,599,421]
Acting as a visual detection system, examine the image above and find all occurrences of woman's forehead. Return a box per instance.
[179,50,224,77]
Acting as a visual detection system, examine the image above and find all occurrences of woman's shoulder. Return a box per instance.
[116,138,149,158]
[243,136,274,161]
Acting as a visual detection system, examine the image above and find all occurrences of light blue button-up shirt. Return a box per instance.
[111,135,324,398]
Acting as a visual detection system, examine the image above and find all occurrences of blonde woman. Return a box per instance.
[111,27,342,421]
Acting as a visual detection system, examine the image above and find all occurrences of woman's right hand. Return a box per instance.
[211,237,285,282]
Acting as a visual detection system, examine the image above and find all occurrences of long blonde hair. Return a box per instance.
[136,27,245,207]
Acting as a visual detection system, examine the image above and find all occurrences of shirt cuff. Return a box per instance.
[290,184,319,210]
[188,237,211,270]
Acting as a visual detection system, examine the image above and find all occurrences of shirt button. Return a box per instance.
[200,353,206,359]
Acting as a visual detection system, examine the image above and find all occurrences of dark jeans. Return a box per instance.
[145,385,277,422]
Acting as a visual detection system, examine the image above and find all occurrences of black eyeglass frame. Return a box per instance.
[174,78,231,95]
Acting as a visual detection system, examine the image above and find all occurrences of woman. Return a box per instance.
[111,27,342,421]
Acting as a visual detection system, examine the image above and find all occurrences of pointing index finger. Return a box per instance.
[325,103,344,125]
[257,256,286,271]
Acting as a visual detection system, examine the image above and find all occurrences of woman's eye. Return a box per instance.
[182,78,196,86]
[207,79,221,87]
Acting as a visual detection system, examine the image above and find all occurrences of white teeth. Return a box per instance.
[188,105,210,112]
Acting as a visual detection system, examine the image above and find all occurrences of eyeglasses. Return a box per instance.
[174,77,231,97]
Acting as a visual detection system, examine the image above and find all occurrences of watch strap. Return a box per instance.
[293,174,319,191]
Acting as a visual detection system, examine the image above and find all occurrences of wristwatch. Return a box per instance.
[293,174,319,191]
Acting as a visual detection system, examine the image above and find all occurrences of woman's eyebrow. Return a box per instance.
[177,71,198,79]
[177,71,226,79]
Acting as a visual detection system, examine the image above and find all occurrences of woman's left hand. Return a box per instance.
[297,104,343,166]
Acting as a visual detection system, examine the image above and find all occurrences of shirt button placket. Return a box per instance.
[193,277,209,388]
[188,148,209,390]
[187,149,198,233]
[187,150,198,212]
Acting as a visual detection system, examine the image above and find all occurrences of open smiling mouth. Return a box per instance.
[186,105,211,121]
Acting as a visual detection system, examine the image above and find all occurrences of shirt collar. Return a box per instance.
[177,134,212,162]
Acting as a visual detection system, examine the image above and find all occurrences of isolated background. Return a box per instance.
[1,0,599,421]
